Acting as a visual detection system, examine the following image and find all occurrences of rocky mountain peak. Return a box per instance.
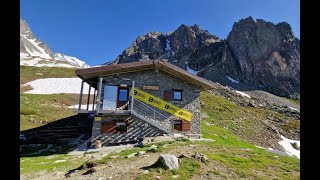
[20,18,90,68]
[190,17,300,98]
[113,24,220,65]
[168,24,220,61]
[109,18,299,98]
[20,18,32,35]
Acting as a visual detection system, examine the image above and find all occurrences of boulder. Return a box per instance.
[126,153,137,158]
[153,154,179,170]
[148,145,158,152]
[291,142,300,150]
[138,151,146,156]
[194,152,208,163]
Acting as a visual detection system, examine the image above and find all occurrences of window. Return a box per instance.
[173,89,183,101]
[173,119,190,131]
[118,89,129,101]
[173,120,182,131]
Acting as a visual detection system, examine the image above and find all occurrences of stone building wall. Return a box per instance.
[98,69,201,135]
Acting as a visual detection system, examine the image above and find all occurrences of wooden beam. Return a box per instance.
[96,77,103,113]
[92,89,96,111]
[86,85,91,111]
[130,81,135,112]
[78,80,84,111]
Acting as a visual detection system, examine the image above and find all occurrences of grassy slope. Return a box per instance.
[20,66,77,84]
[20,66,299,179]
[20,66,89,131]
[20,93,81,131]
[201,92,300,148]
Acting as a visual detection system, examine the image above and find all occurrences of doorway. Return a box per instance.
[117,87,130,110]
[102,85,130,111]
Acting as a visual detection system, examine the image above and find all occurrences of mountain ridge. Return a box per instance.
[20,18,90,68]
[109,17,300,99]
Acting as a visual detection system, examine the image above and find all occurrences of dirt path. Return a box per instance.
[24,143,203,180]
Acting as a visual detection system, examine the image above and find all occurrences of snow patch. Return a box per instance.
[54,53,90,68]
[20,34,51,59]
[255,145,297,158]
[255,145,266,149]
[288,106,299,112]
[20,34,90,68]
[226,75,239,83]
[24,78,95,94]
[20,58,76,68]
[165,39,172,51]
[278,135,300,159]
[234,90,251,98]
[164,39,175,59]
[20,52,30,58]
[187,66,200,75]
[226,86,251,98]
[68,104,96,110]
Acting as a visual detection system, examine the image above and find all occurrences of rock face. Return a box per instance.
[190,17,300,98]
[109,17,300,98]
[153,154,179,170]
[20,18,54,58]
[226,17,300,98]
[20,18,90,68]
[112,24,220,69]
[113,32,167,64]
[168,24,220,62]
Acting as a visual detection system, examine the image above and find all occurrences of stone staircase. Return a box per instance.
[94,114,168,147]
[132,98,173,134]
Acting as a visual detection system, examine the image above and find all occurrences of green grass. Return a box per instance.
[197,91,300,179]
[136,158,201,180]
[20,141,86,175]
[200,92,299,145]
[86,142,171,167]
[20,154,84,175]
[19,80,299,179]
[20,66,93,131]
[198,121,300,179]
[20,66,77,85]
[19,65,91,176]
[20,93,93,131]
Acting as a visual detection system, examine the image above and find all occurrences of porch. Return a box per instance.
[75,78,136,115]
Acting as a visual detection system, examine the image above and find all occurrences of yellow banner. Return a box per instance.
[129,88,192,121]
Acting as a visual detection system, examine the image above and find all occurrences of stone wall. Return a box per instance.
[98,69,201,135]
[91,115,166,147]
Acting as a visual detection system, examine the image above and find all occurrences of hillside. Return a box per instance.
[20,90,300,179]
[20,66,94,131]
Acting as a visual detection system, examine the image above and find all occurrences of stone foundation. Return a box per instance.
[90,114,168,147]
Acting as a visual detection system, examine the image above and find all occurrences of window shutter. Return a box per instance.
[164,90,173,101]
[181,120,191,131]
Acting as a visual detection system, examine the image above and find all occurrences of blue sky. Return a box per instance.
[20,0,300,66]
